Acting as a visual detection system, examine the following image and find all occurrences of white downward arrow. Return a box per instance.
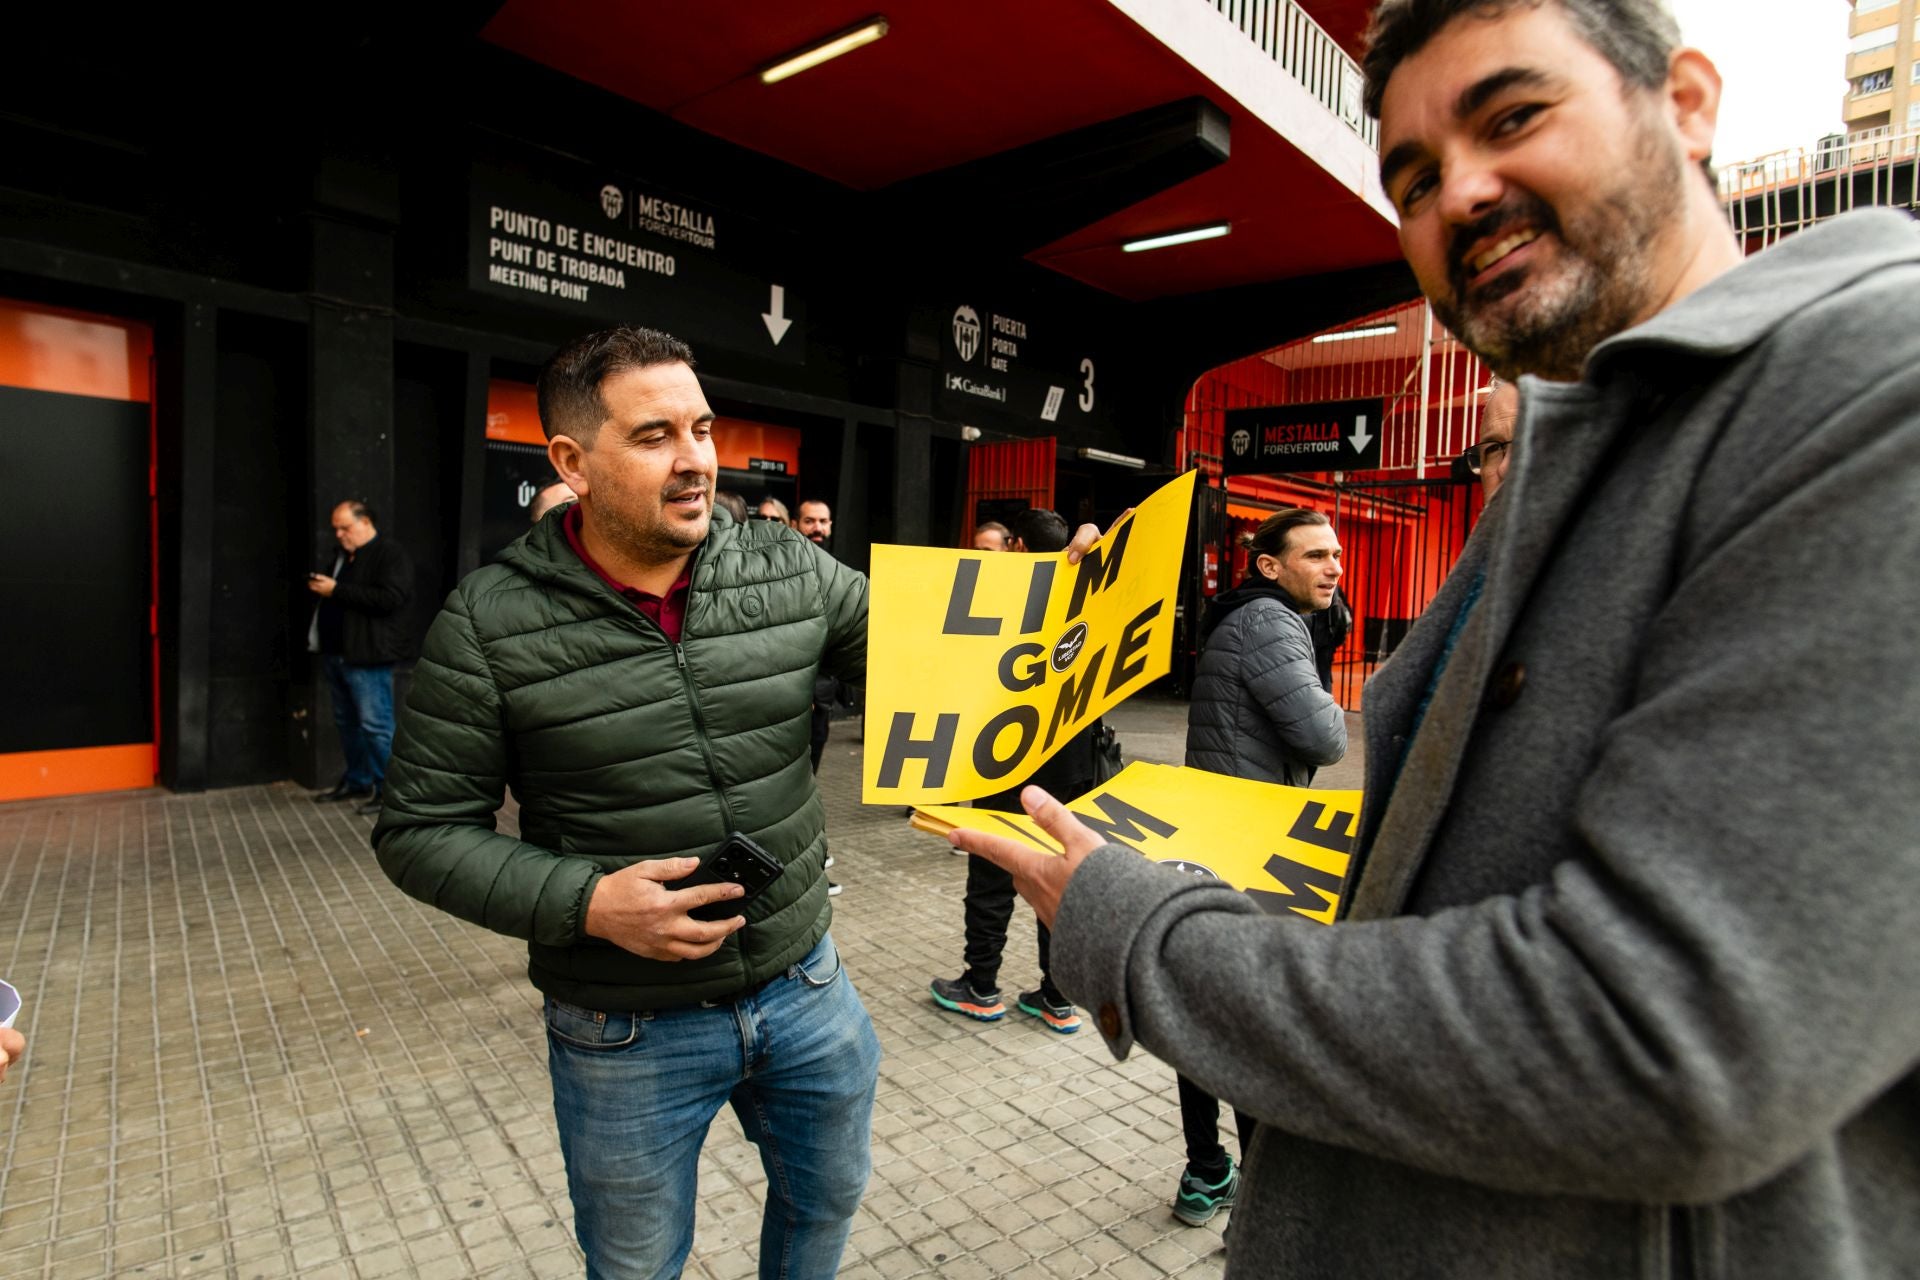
[1348,414,1374,453]
[761,284,793,345]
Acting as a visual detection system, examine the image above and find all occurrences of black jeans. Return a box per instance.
[960,779,1090,1001]
[1178,1074,1255,1178]
[960,853,1059,1000]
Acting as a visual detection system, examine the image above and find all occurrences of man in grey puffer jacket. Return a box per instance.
[1186,507,1348,788]
[950,1,1920,1276]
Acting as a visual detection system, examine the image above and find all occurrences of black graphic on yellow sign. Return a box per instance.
[862,472,1197,804]
[912,762,1360,924]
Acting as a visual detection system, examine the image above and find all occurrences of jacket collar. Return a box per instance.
[1587,209,1920,378]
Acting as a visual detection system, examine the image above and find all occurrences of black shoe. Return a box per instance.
[314,781,373,803]
[929,976,1005,1020]
[354,789,385,816]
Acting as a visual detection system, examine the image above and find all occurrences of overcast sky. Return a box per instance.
[1668,0,1852,162]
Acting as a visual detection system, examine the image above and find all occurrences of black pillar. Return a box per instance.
[156,301,218,791]
[296,151,399,788]
[891,420,932,546]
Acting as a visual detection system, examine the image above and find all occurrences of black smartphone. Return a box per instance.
[667,832,784,921]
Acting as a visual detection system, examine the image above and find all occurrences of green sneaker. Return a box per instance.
[1172,1157,1239,1226]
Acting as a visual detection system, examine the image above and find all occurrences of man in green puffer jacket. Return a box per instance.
[372,325,879,1280]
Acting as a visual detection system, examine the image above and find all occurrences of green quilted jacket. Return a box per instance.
[371,508,867,1010]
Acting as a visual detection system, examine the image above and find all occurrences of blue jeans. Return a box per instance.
[547,934,882,1280]
[321,656,395,789]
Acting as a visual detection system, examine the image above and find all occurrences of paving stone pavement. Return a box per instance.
[0,696,1364,1278]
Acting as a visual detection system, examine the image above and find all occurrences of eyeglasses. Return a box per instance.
[1464,438,1511,476]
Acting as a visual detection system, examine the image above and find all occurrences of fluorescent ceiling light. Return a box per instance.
[761,18,889,84]
[1121,223,1230,253]
[1077,447,1146,470]
[1310,324,1397,344]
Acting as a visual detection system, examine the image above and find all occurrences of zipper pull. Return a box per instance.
[674,644,686,668]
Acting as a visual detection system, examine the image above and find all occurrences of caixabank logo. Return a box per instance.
[951,306,981,363]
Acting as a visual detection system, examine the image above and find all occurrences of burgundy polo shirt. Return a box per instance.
[562,505,692,642]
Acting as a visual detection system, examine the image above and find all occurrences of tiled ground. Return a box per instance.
[0,698,1363,1279]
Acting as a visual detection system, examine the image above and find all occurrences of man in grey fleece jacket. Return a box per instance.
[952,2,1920,1277]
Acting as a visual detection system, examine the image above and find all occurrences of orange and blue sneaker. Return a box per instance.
[1015,989,1083,1034]
[929,976,1005,1021]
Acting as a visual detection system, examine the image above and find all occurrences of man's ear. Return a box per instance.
[548,435,590,497]
[1254,552,1282,581]
[1665,47,1722,169]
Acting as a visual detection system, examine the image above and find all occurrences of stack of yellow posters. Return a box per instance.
[914,762,1361,925]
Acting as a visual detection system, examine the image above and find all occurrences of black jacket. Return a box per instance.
[324,535,415,665]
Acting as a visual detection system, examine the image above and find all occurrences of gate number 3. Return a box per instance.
[1078,358,1095,412]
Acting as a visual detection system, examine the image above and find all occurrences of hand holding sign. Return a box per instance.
[949,785,1105,927]
[917,762,1361,926]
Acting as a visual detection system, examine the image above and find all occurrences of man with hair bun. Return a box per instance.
[1167,505,1347,1226]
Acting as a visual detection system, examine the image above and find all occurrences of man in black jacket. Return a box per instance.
[930,508,1100,1035]
[306,500,414,813]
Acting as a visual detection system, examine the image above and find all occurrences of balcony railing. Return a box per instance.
[1718,125,1920,248]
[1202,0,1380,150]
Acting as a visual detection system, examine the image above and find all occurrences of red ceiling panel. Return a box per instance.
[481,0,1399,300]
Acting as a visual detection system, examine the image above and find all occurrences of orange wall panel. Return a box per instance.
[0,745,155,803]
[486,379,547,445]
[0,300,153,402]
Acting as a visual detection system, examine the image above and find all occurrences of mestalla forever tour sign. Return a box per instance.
[862,472,1196,804]
[1222,398,1385,476]
[468,152,806,363]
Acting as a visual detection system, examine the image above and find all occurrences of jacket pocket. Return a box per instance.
[544,997,644,1051]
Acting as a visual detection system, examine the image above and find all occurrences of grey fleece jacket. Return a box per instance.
[1053,208,1920,1279]
[1185,591,1346,786]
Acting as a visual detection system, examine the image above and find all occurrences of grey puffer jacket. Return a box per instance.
[1185,579,1346,785]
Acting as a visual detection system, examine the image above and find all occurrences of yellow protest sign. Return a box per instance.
[912,762,1360,923]
[862,471,1197,804]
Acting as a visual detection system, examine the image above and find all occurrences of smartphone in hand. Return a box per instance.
[667,832,785,922]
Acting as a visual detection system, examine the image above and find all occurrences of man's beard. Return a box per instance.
[1437,118,1685,381]
[597,479,709,562]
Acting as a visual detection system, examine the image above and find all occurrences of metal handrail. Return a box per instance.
[1201,0,1379,150]
[1718,125,1920,249]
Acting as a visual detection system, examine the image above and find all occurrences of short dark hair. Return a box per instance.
[537,325,695,444]
[1362,0,1681,120]
[1009,508,1071,554]
[798,499,832,515]
[1248,508,1329,559]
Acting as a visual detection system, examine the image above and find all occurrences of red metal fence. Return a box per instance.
[1180,301,1493,705]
